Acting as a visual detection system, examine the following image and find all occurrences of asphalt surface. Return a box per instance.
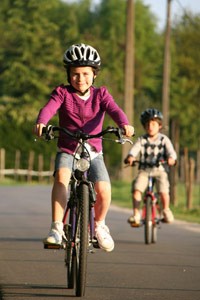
[0,185,200,300]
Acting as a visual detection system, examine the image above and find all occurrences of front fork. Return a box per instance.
[64,180,97,250]
[142,193,158,225]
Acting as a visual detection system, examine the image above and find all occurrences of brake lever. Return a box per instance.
[114,127,133,145]
[124,138,133,145]
[115,138,133,145]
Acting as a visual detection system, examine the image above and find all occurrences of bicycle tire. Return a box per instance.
[151,204,158,243]
[66,206,76,289]
[152,224,157,243]
[75,183,89,297]
[144,196,153,244]
[66,247,76,289]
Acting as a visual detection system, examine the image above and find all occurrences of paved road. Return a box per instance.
[0,186,200,300]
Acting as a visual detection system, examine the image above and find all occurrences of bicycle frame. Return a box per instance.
[63,139,97,296]
[126,160,165,244]
[43,125,133,297]
[141,172,161,244]
[142,175,158,225]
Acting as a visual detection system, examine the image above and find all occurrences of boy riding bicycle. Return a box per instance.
[34,43,134,252]
[124,108,177,226]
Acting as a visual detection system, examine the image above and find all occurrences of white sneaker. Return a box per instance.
[163,208,174,223]
[128,214,141,226]
[44,221,64,244]
[95,224,114,252]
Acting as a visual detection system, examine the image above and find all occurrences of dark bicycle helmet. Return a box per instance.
[140,108,163,126]
[63,43,101,69]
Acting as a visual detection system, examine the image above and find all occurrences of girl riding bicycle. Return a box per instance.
[34,43,134,252]
[124,108,177,226]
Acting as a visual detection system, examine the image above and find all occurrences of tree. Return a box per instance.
[0,0,199,175]
[170,12,200,150]
[133,0,164,133]
[0,0,63,125]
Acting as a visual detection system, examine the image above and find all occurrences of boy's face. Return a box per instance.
[70,66,96,94]
[145,119,161,137]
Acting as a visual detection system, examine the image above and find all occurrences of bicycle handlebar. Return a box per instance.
[124,158,168,167]
[42,125,133,145]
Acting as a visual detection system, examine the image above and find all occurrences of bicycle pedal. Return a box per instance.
[43,242,64,250]
[92,238,100,249]
[161,217,167,223]
[155,218,160,225]
[88,248,96,254]
[130,222,141,228]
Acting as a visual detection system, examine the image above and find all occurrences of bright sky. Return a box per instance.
[142,0,200,30]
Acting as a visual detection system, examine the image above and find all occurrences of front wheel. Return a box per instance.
[65,206,76,289]
[75,183,89,297]
[151,204,158,243]
[151,224,157,243]
[144,196,153,244]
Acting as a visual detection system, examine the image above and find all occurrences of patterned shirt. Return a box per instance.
[36,84,129,154]
[128,133,177,171]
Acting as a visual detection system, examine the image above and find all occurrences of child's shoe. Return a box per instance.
[44,221,64,244]
[127,214,141,227]
[163,208,174,223]
[95,224,114,252]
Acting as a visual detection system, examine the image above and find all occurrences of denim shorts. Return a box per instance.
[54,152,110,184]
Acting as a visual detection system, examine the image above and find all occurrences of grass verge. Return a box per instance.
[111,180,200,224]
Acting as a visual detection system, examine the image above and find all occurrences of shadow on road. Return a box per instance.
[0,237,42,242]
[0,283,76,299]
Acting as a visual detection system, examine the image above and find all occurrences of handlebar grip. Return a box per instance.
[124,157,129,164]
[124,155,135,165]
[42,125,55,140]
[119,128,125,135]
[42,127,47,134]
[120,127,135,137]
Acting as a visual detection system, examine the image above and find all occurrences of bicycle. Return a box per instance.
[125,160,167,245]
[42,125,133,297]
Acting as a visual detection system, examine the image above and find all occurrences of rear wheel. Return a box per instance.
[75,183,89,297]
[144,196,152,244]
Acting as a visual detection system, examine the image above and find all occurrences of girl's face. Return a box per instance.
[70,66,96,94]
[145,120,161,137]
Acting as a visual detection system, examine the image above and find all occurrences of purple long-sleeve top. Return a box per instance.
[36,84,129,154]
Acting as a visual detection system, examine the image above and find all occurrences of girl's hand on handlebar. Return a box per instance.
[33,123,46,137]
[123,125,135,137]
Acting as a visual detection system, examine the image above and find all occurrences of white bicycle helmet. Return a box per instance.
[63,43,101,69]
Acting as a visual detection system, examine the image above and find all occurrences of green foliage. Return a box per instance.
[0,0,63,125]
[170,13,200,150]
[0,0,199,172]
[134,0,164,129]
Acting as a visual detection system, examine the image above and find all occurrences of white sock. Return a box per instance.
[52,221,63,232]
[95,220,105,228]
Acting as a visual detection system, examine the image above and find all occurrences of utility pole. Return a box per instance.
[162,0,177,205]
[121,0,135,181]
[162,0,172,135]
